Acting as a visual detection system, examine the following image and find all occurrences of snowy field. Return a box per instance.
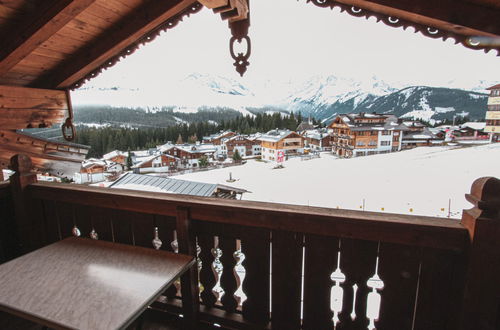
[175,143,500,218]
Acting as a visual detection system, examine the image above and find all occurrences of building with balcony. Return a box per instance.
[259,130,305,161]
[485,84,500,142]
[328,113,407,157]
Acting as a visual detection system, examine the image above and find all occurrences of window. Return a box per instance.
[368,140,377,146]
[356,141,365,146]
[371,131,378,136]
[381,141,390,146]
[394,132,399,136]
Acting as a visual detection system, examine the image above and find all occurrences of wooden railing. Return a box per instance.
[2,154,500,329]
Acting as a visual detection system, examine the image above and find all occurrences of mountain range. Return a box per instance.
[72,73,493,126]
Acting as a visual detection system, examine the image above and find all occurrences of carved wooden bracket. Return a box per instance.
[200,0,251,76]
[199,0,248,22]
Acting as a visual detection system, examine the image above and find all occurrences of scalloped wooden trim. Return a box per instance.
[307,0,500,56]
[69,2,203,90]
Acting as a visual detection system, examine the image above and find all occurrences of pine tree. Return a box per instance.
[232,149,242,162]
[126,150,133,169]
[176,134,183,144]
[198,155,209,168]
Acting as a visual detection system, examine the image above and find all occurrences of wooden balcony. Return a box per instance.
[1,155,500,330]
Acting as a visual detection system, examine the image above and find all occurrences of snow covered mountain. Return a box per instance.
[353,86,487,123]
[72,73,492,125]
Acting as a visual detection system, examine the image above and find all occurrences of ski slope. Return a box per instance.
[175,143,500,218]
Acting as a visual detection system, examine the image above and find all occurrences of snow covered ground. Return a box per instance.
[175,143,500,218]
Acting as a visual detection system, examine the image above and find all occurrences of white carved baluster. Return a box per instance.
[233,246,247,309]
[330,249,345,328]
[212,244,224,305]
[90,228,98,240]
[366,243,384,330]
[152,227,162,250]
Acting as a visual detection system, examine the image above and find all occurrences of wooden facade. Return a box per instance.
[328,114,405,157]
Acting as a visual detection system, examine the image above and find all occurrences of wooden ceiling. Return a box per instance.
[0,0,498,91]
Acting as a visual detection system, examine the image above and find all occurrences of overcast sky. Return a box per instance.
[84,0,499,90]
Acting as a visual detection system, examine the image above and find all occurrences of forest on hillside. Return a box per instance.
[75,111,321,158]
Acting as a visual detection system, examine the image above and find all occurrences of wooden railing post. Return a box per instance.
[9,154,39,255]
[460,176,500,330]
[176,206,199,329]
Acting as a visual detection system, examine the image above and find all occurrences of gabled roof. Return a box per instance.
[258,129,302,143]
[486,84,500,90]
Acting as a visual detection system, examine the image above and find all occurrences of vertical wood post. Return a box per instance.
[176,206,199,329]
[9,154,39,255]
[459,177,500,329]
[0,168,4,181]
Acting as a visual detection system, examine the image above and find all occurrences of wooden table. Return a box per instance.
[0,237,195,330]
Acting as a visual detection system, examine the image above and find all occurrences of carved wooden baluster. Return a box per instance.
[271,230,303,329]
[219,236,239,313]
[337,238,378,330]
[366,247,384,330]
[303,234,339,330]
[375,242,420,330]
[198,233,217,307]
[241,228,270,325]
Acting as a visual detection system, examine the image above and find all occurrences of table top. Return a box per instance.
[0,237,194,330]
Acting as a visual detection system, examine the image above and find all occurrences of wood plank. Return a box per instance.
[241,228,271,325]
[219,235,239,313]
[0,0,97,77]
[132,212,155,248]
[0,109,66,129]
[337,238,378,330]
[176,206,200,329]
[27,182,469,252]
[413,248,466,330]
[271,230,303,329]
[303,234,339,330]
[198,233,218,308]
[34,0,198,89]
[0,84,66,99]
[111,209,134,245]
[375,242,420,330]
[89,206,114,242]
[41,199,62,244]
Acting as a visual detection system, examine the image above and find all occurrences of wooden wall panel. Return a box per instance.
[0,85,68,129]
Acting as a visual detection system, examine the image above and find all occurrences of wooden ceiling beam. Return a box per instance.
[0,0,97,78]
[34,0,198,89]
[335,0,500,37]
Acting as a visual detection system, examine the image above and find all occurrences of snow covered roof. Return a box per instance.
[131,154,176,169]
[258,129,299,142]
[176,144,217,153]
[110,173,248,198]
[203,130,234,141]
[460,122,486,131]
[103,150,126,160]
